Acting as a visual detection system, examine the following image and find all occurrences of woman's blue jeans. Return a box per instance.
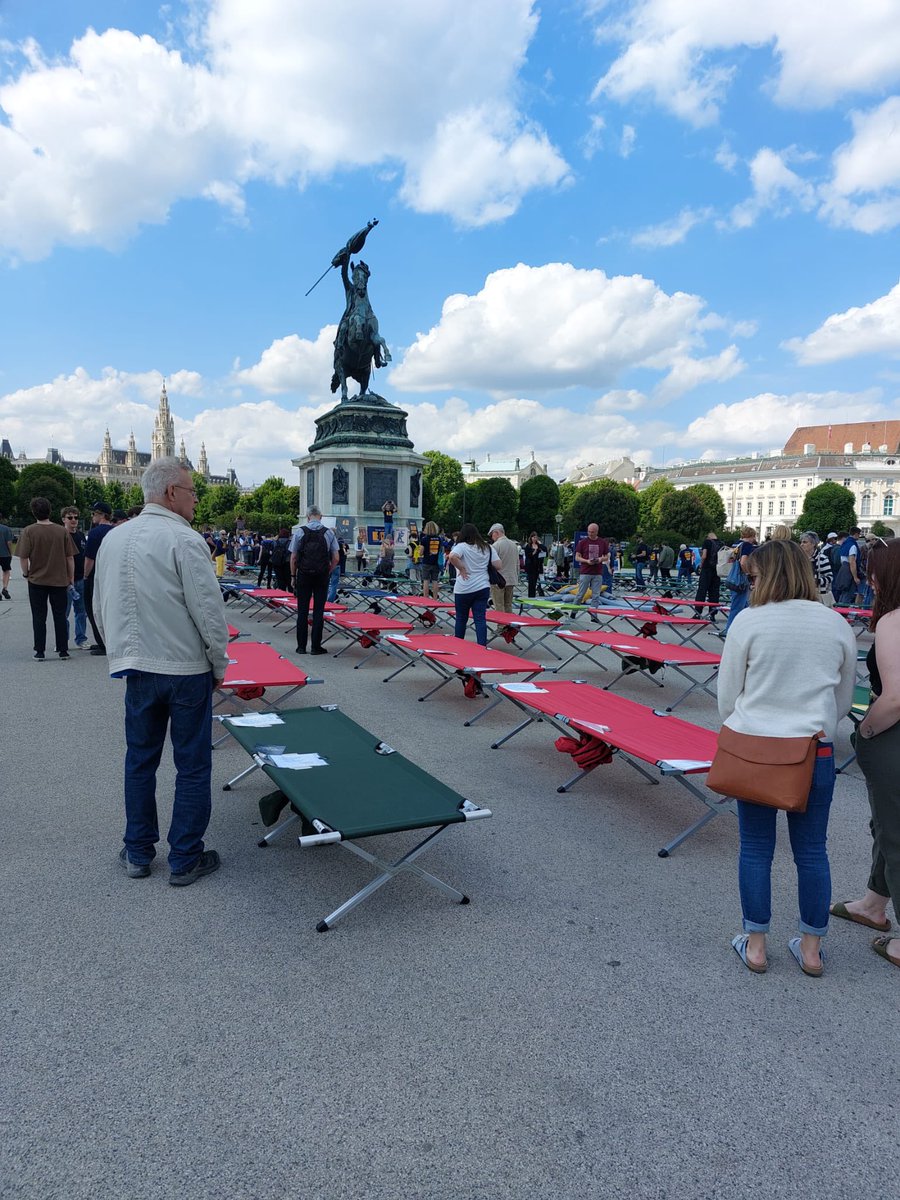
[454,587,490,645]
[124,671,213,872]
[724,585,750,633]
[736,748,835,936]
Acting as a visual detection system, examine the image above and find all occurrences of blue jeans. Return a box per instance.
[327,564,340,602]
[736,748,835,936]
[123,671,214,872]
[66,578,87,644]
[454,587,490,645]
[634,564,645,587]
[723,585,750,633]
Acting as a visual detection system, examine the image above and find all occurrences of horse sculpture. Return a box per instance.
[330,253,391,401]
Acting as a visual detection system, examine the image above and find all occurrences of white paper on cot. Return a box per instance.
[502,683,549,694]
[226,713,285,727]
[577,721,611,735]
[388,634,410,642]
[223,678,256,686]
[660,759,712,771]
[268,753,328,770]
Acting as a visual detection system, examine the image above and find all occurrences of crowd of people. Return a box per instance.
[6,470,899,976]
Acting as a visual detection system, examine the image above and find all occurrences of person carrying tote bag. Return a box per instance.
[712,540,856,976]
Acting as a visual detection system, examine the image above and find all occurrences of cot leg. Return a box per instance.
[257,810,301,847]
[382,658,415,683]
[657,808,717,857]
[223,760,260,791]
[558,765,595,793]
[463,689,502,727]
[490,715,535,749]
[417,674,453,702]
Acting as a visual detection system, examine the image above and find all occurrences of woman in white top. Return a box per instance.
[718,539,857,976]
[448,523,502,646]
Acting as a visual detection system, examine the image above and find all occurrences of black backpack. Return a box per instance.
[270,538,288,568]
[296,526,331,575]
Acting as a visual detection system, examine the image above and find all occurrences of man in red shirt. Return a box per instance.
[574,523,609,605]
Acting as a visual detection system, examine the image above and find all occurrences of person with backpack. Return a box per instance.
[269,528,292,592]
[290,506,339,656]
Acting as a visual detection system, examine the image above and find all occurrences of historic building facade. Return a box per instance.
[644,422,900,537]
[1,383,236,489]
[461,453,550,488]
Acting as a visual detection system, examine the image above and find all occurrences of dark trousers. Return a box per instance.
[856,723,900,910]
[28,582,69,654]
[295,570,329,650]
[274,562,291,593]
[83,573,104,648]
[694,568,721,616]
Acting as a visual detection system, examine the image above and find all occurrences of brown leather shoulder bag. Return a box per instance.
[706,726,823,812]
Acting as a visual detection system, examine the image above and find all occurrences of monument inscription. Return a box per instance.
[364,467,398,513]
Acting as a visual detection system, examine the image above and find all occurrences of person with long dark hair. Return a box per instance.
[718,539,856,975]
[523,532,546,598]
[448,524,501,646]
[831,537,900,971]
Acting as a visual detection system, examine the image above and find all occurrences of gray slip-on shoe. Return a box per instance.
[169,849,221,888]
[119,847,151,879]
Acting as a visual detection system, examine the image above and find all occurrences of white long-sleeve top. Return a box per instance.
[717,600,857,742]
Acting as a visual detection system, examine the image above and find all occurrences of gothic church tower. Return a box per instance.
[151,381,176,460]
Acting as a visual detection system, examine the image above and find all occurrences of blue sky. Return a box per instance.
[1,0,899,486]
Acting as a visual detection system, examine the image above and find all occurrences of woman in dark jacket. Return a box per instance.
[523,532,546,597]
[271,527,292,592]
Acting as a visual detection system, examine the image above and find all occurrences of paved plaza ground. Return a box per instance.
[1,585,897,1200]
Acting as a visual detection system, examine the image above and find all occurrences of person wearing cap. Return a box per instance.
[824,533,840,585]
[111,508,129,526]
[488,523,520,610]
[84,500,115,655]
[210,529,227,578]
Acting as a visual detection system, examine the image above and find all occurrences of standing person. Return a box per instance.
[522,531,546,600]
[95,458,229,887]
[210,530,227,579]
[418,522,443,601]
[354,535,368,572]
[449,524,501,646]
[721,526,758,639]
[83,501,115,656]
[648,544,660,585]
[256,534,274,588]
[382,499,396,540]
[831,538,900,971]
[0,510,13,599]
[603,540,618,595]
[677,544,694,584]
[833,529,862,606]
[270,528,292,592]
[61,507,89,649]
[374,537,394,579]
[15,496,75,661]
[632,535,649,588]
[718,540,856,975]
[488,523,520,610]
[694,531,721,621]
[290,506,339,656]
[798,531,833,606]
[574,523,609,605]
[657,542,675,582]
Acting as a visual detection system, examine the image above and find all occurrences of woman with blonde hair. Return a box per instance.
[831,538,900,970]
[718,539,856,975]
[418,520,443,601]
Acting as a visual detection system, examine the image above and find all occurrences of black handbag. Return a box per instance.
[487,550,506,588]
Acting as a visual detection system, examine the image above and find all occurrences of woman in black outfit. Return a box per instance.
[523,532,546,598]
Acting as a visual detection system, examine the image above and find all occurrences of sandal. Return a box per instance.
[788,936,825,977]
[829,901,891,932]
[872,936,900,969]
[731,934,767,974]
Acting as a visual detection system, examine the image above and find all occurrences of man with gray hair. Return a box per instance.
[95,457,230,887]
[487,523,519,612]
[290,505,339,655]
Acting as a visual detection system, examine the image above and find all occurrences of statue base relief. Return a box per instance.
[292,393,427,548]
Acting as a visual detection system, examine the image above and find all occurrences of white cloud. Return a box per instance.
[631,206,713,247]
[654,346,744,403]
[582,114,606,160]
[619,124,636,158]
[391,262,743,397]
[728,147,816,228]
[0,0,567,259]
[677,388,888,455]
[820,97,900,233]
[592,2,900,126]
[234,327,337,397]
[715,141,738,172]
[783,282,900,364]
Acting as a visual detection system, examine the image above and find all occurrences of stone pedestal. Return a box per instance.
[291,393,427,545]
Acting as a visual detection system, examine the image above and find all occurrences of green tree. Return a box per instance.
[569,479,640,540]
[80,477,106,510]
[14,462,76,523]
[870,520,892,538]
[0,457,17,517]
[125,484,145,510]
[466,477,519,535]
[682,483,727,534]
[557,482,580,534]
[517,474,560,538]
[104,480,126,510]
[204,483,242,520]
[191,472,209,504]
[422,450,466,531]
[656,490,709,543]
[795,482,856,539]
[637,477,675,530]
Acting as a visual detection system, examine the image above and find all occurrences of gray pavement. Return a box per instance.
[1,583,896,1200]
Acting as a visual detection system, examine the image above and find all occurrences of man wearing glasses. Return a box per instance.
[61,507,88,648]
[95,458,229,888]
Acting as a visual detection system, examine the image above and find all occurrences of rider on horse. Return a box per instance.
[330,221,391,401]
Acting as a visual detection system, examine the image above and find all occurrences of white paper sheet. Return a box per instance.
[226,713,285,727]
[576,720,611,735]
[659,759,712,771]
[502,682,549,694]
[268,753,328,770]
